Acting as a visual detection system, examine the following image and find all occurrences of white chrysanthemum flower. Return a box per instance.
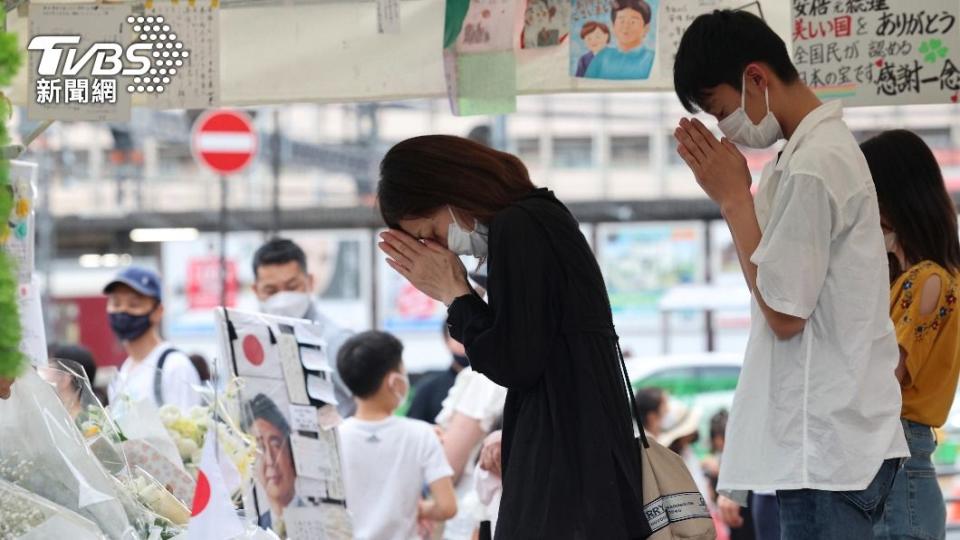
[176,437,199,461]
[158,404,180,426]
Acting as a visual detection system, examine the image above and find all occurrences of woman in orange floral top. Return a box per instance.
[862,129,960,540]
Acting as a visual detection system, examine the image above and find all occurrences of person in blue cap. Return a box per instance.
[104,266,201,410]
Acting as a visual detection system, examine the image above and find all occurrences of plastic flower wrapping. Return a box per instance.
[26,363,186,539]
[38,361,128,475]
[2,361,262,539]
[0,369,137,539]
[0,478,105,540]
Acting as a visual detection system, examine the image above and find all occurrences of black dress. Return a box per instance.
[447,188,651,539]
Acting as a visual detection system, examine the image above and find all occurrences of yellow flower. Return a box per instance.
[15,198,29,219]
[83,424,101,438]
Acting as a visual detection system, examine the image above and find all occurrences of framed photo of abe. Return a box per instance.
[216,308,352,539]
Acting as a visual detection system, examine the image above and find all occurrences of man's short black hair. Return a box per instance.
[252,238,308,278]
[337,330,404,399]
[611,0,651,25]
[674,9,799,113]
[245,393,291,438]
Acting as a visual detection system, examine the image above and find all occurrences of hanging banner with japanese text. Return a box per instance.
[792,0,960,106]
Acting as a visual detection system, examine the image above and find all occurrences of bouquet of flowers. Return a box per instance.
[0,478,104,540]
[39,362,128,476]
[160,378,258,490]
[0,369,136,539]
[159,404,209,473]
[35,362,187,539]
[127,469,190,526]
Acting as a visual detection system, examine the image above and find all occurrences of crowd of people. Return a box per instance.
[5,7,959,540]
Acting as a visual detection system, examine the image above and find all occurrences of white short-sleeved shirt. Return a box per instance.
[718,100,909,493]
[108,342,202,411]
[435,368,507,431]
[339,416,453,540]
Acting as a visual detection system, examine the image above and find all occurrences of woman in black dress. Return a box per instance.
[377,135,650,539]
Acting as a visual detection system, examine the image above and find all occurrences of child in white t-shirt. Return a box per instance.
[337,331,457,540]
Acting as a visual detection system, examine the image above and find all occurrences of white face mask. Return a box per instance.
[884,231,898,253]
[259,291,312,319]
[718,73,783,149]
[447,206,489,258]
[388,372,410,404]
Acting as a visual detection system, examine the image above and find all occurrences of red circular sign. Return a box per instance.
[191,109,257,175]
[191,470,211,516]
[242,334,265,366]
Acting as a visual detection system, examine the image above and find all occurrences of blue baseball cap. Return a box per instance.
[103,266,163,302]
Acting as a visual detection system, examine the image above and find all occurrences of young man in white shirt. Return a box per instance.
[337,330,457,540]
[672,10,908,539]
[105,267,201,410]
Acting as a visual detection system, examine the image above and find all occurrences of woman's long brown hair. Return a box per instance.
[861,130,960,283]
[377,135,536,229]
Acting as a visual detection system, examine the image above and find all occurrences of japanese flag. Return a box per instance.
[187,430,245,540]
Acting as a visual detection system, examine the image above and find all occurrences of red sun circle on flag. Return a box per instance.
[242,335,265,366]
[191,470,211,517]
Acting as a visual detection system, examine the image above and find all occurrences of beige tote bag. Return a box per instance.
[639,434,717,540]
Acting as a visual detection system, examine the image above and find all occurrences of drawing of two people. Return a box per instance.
[577,0,655,80]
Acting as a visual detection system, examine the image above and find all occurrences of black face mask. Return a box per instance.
[109,309,155,342]
[453,354,470,369]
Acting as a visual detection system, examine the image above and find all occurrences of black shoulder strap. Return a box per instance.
[153,347,180,406]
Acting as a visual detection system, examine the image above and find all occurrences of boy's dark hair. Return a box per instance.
[337,330,404,399]
[674,10,799,113]
[611,0,651,25]
[252,238,308,278]
[634,387,664,430]
[580,21,611,40]
[860,130,960,281]
[245,393,291,438]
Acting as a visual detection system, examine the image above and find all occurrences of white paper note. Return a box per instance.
[19,279,48,368]
[7,161,37,284]
[294,475,327,499]
[289,404,320,433]
[144,2,220,109]
[319,503,353,539]
[376,0,401,34]
[306,372,338,406]
[284,505,328,540]
[278,333,310,405]
[293,324,326,348]
[290,433,334,481]
[300,346,331,372]
[28,4,133,121]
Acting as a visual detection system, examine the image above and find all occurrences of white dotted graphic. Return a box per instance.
[125,14,188,95]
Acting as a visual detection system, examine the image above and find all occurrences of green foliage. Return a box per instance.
[0,13,24,378]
